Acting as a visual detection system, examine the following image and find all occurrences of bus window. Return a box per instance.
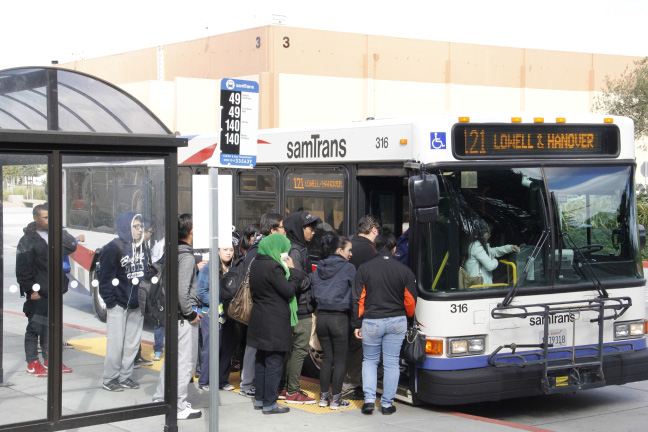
[67,169,91,229]
[241,171,276,192]
[235,199,277,234]
[92,169,115,232]
[420,168,549,292]
[284,169,345,258]
[235,168,279,234]
[115,167,147,216]
[545,166,641,283]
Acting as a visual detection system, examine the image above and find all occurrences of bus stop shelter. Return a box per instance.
[0,67,185,431]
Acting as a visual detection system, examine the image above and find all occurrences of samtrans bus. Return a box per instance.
[221,114,648,404]
[67,113,648,404]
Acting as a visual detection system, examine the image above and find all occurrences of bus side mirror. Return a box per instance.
[409,174,440,224]
[639,224,646,250]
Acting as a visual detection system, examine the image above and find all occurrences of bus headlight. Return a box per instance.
[614,321,645,340]
[448,336,486,357]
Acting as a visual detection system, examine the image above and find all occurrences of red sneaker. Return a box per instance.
[44,360,73,373]
[26,360,48,377]
[278,389,287,400]
[284,390,316,405]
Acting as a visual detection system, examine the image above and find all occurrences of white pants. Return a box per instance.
[154,319,199,411]
[103,305,144,383]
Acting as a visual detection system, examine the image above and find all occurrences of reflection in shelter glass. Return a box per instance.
[61,154,166,412]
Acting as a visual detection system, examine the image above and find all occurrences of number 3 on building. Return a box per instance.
[283,37,290,48]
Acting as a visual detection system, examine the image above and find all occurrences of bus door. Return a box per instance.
[356,166,409,238]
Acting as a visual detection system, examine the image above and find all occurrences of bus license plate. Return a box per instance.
[539,329,567,347]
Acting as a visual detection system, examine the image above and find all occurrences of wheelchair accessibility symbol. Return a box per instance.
[430,132,446,149]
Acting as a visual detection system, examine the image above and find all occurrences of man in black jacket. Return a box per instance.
[352,233,417,415]
[280,210,320,404]
[17,203,78,377]
[342,214,381,400]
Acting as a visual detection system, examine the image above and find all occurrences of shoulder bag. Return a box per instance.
[227,258,255,325]
[458,255,483,290]
[401,314,427,363]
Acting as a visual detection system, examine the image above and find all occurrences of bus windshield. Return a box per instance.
[419,165,641,293]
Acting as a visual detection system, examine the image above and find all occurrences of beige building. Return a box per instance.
[61,25,647,179]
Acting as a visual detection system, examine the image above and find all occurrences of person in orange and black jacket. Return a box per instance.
[351,232,417,416]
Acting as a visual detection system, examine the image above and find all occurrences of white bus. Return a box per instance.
[66,114,648,404]
[220,114,648,404]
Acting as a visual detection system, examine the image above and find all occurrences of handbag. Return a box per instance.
[401,315,426,363]
[227,258,255,325]
[458,262,483,290]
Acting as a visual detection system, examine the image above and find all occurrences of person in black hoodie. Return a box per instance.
[279,210,320,404]
[17,203,78,377]
[312,235,356,409]
[99,211,148,392]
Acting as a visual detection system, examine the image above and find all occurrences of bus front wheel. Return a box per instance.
[91,268,107,322]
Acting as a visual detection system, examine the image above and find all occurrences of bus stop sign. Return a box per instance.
[212,78,259,168]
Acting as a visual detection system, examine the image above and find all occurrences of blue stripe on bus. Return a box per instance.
[418,339,647,370]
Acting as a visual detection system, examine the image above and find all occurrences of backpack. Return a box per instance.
[138,259,166,326]
[220,259,244,304]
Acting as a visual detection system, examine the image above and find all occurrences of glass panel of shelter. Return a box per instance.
[0,154,49,426]
[61,154,167,413]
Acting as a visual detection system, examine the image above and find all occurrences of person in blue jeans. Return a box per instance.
[352,232,417,415]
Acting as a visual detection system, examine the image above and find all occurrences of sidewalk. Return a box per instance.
[0,311,539,432]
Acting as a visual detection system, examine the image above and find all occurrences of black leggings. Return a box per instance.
[315,311,349,395]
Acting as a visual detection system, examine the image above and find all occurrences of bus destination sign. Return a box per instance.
[285,172,344,192]
[453,124,619,158]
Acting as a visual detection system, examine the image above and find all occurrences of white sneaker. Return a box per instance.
[220,383,235,391]
[177,406,202,420]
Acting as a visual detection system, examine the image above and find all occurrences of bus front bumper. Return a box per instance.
[415,348,648,405]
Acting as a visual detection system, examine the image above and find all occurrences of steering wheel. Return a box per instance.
[577,244,603,253]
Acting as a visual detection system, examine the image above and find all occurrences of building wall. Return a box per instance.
[61,26,645,178]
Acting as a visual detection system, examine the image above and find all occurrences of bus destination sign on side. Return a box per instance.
[453,124,620,158]
[285,172,344,192]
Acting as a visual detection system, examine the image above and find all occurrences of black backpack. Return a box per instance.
[138,259,166,326]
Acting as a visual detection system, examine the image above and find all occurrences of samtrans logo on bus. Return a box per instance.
[529,313,575,326]
[287,134,347,159]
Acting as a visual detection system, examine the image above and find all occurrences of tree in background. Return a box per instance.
[593,57,648,144]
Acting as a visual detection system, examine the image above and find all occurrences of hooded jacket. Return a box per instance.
[98,212,148,310]
[178,241,200,321]
[16,221,78,299]
[284,211,316,317]
[312,254,356,311]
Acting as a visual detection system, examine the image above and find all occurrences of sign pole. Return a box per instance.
[207,78,258,432]
[208,168,219,432]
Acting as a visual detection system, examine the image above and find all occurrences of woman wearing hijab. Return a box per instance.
[246,233,307,415]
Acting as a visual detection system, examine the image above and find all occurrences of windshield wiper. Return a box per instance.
[559,231,609,299]
[549,192,609,299]
[499,228,550,307]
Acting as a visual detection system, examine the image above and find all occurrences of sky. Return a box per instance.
[2,0,647,70]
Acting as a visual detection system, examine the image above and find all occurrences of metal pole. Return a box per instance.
[0,164,7,387]
[208,168,219,432]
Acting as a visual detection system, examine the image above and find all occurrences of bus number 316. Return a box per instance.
[450,304,468,313]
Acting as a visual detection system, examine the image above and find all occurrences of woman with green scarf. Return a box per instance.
[246,233,306,414]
